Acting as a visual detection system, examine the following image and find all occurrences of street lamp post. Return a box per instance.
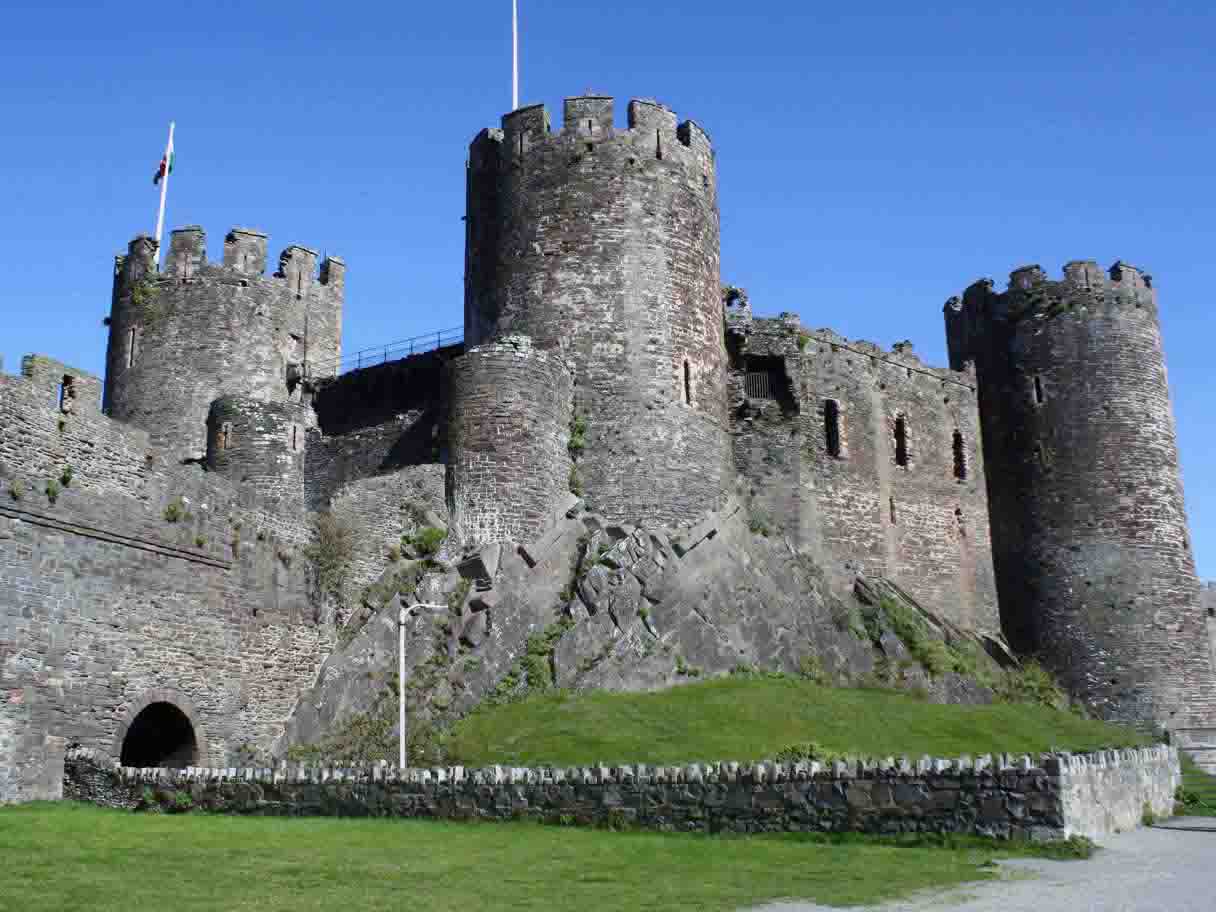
[398,600,448,770]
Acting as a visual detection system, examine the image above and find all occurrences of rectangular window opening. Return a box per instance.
[952,430,967,481]
[127,327,138,368]
[894,415,909,467]
[823,399,842,458]
[889,497,897,525]
[291,425,299,451]
[1033,375,1045,405]
[58,375,75,413]
[683,360,692,405]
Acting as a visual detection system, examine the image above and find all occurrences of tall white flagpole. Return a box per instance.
[512,0,519,110]
[154,121,175,270]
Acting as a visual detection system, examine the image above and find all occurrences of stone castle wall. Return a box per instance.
[63,745,1179,843]
[946,263,1215,730]
[728,304,999,634]
[104,227,344,461]
[0,358,332,804]
[305,351,455,597]
[465,96,730,529]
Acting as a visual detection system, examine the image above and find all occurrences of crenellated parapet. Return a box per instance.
[945,260,1214,732]
[105,225,344,462]
[945,261,1155,372]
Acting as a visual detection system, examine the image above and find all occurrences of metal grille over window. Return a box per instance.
[745,371,773,400]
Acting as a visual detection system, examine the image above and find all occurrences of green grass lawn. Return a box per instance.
[0,802,1090,912]
[446,677,1148,767]
[1177,754,1216,817]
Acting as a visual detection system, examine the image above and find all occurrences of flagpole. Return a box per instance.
[154,121,175,270]
[512,0,519,110]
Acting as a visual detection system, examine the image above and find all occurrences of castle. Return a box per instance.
[1,93,1213,802]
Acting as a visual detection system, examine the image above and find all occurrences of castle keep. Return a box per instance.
[1,92,1212,802]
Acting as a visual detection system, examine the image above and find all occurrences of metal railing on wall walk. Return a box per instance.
[305,326,464,381]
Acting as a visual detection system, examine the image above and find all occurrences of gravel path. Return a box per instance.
[747,818,1216,912]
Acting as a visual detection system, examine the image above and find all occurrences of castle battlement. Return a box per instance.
[474,95,717,198]
[117,224,345,291]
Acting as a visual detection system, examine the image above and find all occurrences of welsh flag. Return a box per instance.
[154,149,174,185]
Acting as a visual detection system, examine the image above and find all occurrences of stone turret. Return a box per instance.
[462,94,730,529]
[104,226,344,461]
[945,262,1215,732]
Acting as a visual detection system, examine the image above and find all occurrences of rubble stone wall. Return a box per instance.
[0,362,332,804]
[61,745,1178,842]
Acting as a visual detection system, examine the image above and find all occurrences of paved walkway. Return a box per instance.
[749,818,1216,912]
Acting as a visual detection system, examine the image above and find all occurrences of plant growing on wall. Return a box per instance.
[404,526,446,558]
[304,512,356,609]
[44,479,61,504]
[59,466,73,488]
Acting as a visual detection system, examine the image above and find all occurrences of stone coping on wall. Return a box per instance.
[63,744,1173,787]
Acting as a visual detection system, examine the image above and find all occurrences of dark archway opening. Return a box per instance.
[120,702,199,768]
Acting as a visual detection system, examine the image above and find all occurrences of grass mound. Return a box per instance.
[445,675,1147,766]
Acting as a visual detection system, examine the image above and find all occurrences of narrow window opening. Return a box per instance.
[291,425,299,451]
[889,497,897,525]
[1033,374,1045,405]
[219,423,231,452]
[823,400,841,458]
[58,375,76,414]
[952,430,967,481]
[683,360,692,405]
[894,415,909,467]
[656,130,663,160]
[127,327,138,368]
[518,133,525,158]
[955,507,966,537]
[587,118,593,133]
[296,272,303,296]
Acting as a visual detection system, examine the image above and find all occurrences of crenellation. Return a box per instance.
[563,94,614,135]
[222,227,268,276]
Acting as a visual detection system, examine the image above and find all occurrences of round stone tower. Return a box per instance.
[446,335,574,546]
[104,226,344,461]
[205,396,308,514]
[464,94,730,528]
[945,261,1215,731]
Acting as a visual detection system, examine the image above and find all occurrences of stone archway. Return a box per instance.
[114,690,208,769]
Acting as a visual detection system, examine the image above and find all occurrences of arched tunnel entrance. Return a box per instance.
[119,701,199,768]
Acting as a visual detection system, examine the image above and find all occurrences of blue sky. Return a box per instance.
[1,1,1213,577]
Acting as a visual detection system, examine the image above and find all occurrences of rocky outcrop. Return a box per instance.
[275,497,1013,763]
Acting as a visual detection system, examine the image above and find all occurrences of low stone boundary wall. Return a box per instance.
[62,745,1178,841]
